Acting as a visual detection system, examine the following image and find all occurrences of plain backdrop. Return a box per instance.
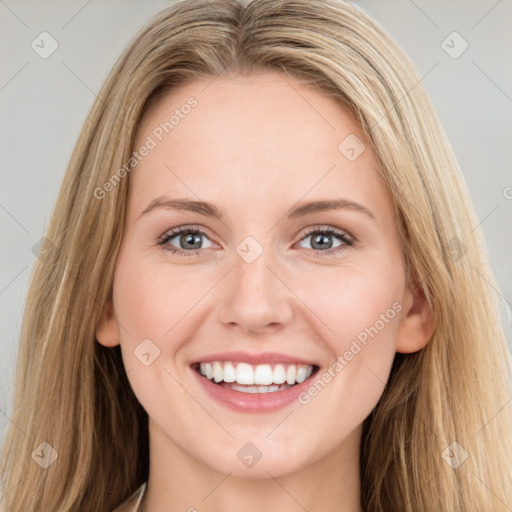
[1,0,511,441]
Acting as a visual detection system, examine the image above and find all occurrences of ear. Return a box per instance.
[395,280,436,354]
[95,295,120,347]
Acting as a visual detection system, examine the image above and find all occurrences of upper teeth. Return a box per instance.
[199,362,314,386]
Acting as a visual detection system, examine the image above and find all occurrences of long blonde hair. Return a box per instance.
[1,0,511,510]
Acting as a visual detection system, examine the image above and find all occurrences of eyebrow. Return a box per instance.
[139,196,375,221]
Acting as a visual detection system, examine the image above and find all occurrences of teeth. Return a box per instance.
[197,361,315,386]
[236,362,254,385]
[223,382,292,393]
[213,362,223,383]
[223,362,236,382]
[254,364,273,385]
[286,365,296,385]
[273,364,287,384]
[296,365,309,383]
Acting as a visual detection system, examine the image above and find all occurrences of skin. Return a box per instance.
[96,71,435,512]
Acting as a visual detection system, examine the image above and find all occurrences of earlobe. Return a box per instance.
[395,281,436,354]
[95,297,120,347]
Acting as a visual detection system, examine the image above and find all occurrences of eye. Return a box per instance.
[157,226,216,256]
[157,225,354,257]
[296,226,354,256]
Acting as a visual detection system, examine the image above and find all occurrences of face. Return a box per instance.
[96,71,433,479]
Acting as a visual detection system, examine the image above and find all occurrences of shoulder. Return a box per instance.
[111,482,147,512]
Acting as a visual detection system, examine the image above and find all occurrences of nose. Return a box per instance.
[216,245,294,335]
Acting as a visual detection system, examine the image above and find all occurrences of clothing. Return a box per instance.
[111,482,147,512]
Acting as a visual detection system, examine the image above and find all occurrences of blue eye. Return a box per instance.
[157,225,354,257]
[157,226,214,256]
[296,226,354,256]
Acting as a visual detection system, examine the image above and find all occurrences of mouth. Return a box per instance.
[191,361,320,394]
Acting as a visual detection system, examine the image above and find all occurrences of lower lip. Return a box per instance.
[190,365,319,413]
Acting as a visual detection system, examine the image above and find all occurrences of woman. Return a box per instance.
[1,0,511,510]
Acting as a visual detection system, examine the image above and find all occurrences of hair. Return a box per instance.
[1,0,511,510]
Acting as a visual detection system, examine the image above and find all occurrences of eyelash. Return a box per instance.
[157,225,355,257]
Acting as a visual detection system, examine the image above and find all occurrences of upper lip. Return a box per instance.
[190,351,319,367]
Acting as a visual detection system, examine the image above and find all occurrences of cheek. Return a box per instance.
[111,253,210,408]
[113,264,167,342]
[292,259,404,411]
[112,252,213,356]
[295,258,405,346]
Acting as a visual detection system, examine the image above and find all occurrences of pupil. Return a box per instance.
[182,233,202,250]
[312,233,332,250]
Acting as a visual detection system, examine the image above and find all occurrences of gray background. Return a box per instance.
[1,0,511,441]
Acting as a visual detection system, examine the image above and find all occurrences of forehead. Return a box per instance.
[129,71,391,222]
[135,71,363,156]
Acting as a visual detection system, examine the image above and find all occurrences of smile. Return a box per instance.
[193,361,316,393]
